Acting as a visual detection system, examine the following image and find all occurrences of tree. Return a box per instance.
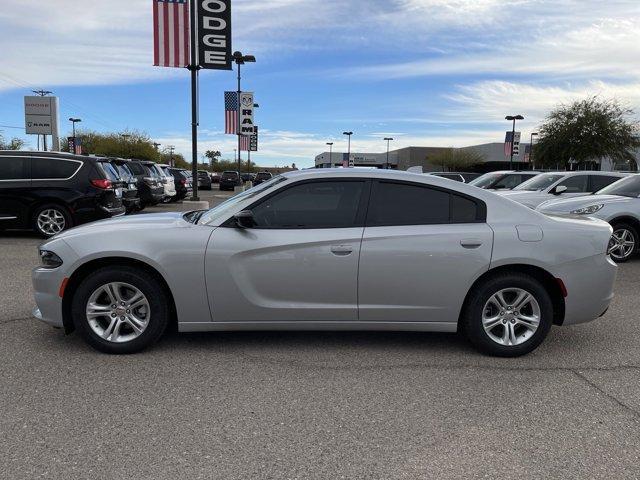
[204,150,221,165]
[0,134,24,150]
[535,97,640,169]
[61,129,159,160]
[429,147,485,171]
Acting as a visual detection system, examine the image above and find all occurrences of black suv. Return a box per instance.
[168,167,192,201]
[220,170,241,191]
[253,171,273,186]
[0,151,125,237]
[127,160,164,207]
[107,158,141,213]
[197,170,212,190]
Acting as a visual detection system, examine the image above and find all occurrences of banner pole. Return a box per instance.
[189,0,199,201]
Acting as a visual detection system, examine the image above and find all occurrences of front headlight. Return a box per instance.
[39,250,63,268]
[570,204,604,215]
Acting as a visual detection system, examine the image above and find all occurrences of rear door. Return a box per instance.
[0,155,31,229]
[358,180,493,324]
[206,179,368,322]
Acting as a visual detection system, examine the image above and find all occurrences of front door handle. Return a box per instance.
[460,238,483,249]
[330,245,353,255]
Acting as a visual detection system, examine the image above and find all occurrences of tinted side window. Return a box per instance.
[251,181,364,228]
[367,181,482,226]
[128,162,145,175]
[558,175,588,192]
[367,182,450,226]
[32,158,79,179]
[0,157,29,180]
[590,175,622,192]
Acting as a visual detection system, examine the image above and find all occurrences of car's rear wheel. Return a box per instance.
[462,273,553,357]
[71,266,169,354]
[608,223,638,263]
[33,204,72,237]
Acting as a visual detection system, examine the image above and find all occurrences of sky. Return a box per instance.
[1,0,639,168]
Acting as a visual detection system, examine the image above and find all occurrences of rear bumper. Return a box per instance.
[556,254,617,326]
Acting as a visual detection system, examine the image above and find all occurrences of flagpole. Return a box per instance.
[236,61,242,186]
[189,0,199,201]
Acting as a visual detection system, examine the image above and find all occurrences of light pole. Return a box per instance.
[68,118,81,153]
[233,51,256,189]
[326,142,333,168]
[529,132,538,169]
[343,131,353,167]
[384,137,393,169]
[505,115,524,170]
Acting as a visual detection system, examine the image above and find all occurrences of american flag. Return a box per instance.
[153,0,189,68]
[225,91,238,134]
[504,131,514,157]
[239,135,250,151]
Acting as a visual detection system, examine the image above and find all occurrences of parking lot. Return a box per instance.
[1,190,640,479]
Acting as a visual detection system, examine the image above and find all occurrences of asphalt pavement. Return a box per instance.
[1,189,639,479]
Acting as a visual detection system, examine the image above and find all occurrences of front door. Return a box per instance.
[358,180,493,324]
[205,179,368,323]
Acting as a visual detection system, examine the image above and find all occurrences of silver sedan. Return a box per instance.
[33,169,617,356]
[538,174,640,262]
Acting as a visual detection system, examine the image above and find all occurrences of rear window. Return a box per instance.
[97,162,120,181]
[222,171,239,179]
[128,162,145,175]
[256,172,272,180]
[32,158,80,179]
[0,156,29,180]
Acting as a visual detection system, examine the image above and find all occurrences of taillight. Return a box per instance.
[91,179,112,189]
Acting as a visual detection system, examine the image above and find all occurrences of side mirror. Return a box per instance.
[552,185,568,195]
[234,210,254,228]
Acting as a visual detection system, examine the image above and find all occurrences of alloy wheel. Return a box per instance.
[85,282,150,343]
[37,208,66,236]
[482,288,541,346]
[608,228,635,261]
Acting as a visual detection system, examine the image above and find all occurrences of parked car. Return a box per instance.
[155,164,177,202]
[241,172,255,183]
[253,171,273,186]
[109,158,140,213]
[497,171,627,208]
[197,170,212,190]
[220,170,241,191]
[427,172,482,183]
[537,174,640,262]
[168,167,192,202]
[210,172,220,184]
[33,169,617,357]
[0,151,124,237]
[127,160,165,207]
[469,171,541,190]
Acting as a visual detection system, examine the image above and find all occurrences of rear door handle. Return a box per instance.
[330,244,353,255]
[460,238,483,249]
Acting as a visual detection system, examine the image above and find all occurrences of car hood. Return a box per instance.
[537,194,631,213]
[53,212,189,241]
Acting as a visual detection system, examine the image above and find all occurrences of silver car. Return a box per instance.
[537,174,640,262]
[469,170,540,190]
[497,171,627,208]
[32,169,617,357]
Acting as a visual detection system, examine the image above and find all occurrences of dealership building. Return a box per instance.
[314,142,639,172]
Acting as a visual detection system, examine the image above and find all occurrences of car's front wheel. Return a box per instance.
[71,266,170,354]
[608,223,638,263]
[462,273,553,357]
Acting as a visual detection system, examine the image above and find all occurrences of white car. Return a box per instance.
[497,171,627,208]
[156,163,177,201]
[538,174,640,262]
[469,170,540,190]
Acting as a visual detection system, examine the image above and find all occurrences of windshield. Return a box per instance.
[514,173,564,191]
[199,175,286,225]
[469,172,504,188]
[597,175,640,197]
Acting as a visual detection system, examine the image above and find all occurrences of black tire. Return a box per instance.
[461,273,553,357]
[608,222,638,263]
[32,203,73,237]
[71,266,170,354]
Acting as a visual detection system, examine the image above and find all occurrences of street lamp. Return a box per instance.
[530,132,538,169]
[384,137,394,169]
[326,142,334,168]
[68,118,81,153]
[233,51,256,189]
[343,131,353,167]
[505,115,524,170]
